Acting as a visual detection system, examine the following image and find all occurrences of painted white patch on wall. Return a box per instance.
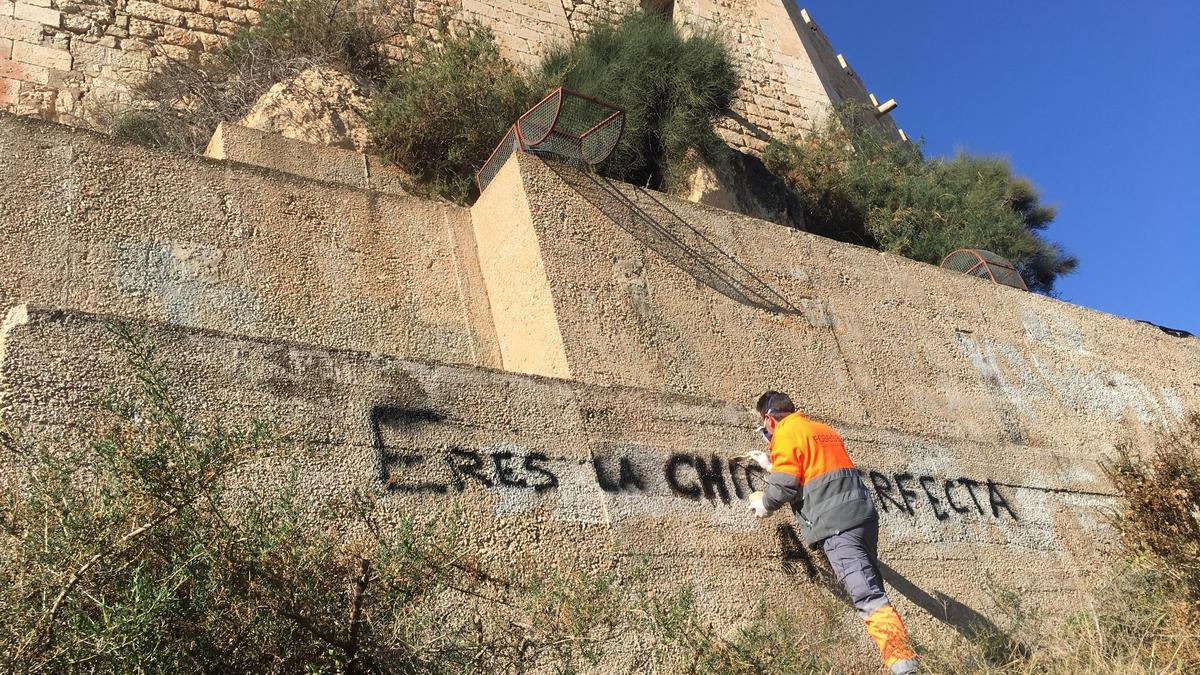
[962,310,1186,428]
[551,459,611,525]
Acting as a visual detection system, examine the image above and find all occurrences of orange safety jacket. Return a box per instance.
[761,412,876,546]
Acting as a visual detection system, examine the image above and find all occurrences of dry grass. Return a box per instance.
[918,416,1200,673]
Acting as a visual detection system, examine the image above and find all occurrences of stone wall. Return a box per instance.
[0,0,902,151]
[461,0,571,66]
[0,0,254,127]
[0,112,501,367]
[675,1,899,152]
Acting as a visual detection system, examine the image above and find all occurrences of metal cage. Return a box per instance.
[476,88,625,193]
[940,248,1029,291]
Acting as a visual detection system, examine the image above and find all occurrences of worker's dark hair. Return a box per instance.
[755,391,796,419]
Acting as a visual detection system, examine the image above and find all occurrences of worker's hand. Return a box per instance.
[748,450,772,471]
[747,492,770,518]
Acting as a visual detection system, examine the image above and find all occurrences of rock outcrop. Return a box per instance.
[238,67,374,152]
[681,150,806,230]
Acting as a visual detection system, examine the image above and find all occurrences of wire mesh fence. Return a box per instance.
[475,124,520,196]
[940,248,1029,291]
[477,88,624,193]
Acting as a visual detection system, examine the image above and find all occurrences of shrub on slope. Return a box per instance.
[114,0,391,154]
[539,8,739,191]
[370,25,535,203]
[763,105,1077,294]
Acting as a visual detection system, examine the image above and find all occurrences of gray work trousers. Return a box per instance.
[821,517,891,619]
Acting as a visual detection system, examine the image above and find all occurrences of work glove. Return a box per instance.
[747,450,772,471]
[747,491,770,518]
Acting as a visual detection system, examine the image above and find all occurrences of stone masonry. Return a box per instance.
[0,0,904,150]
[0,0,259,127]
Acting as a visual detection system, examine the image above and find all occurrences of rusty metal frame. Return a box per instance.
[940,248,1029,291]
[477,87,625,194]
[516,88,565,146]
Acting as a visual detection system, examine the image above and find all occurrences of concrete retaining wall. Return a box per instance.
[3,114,1198,650]
[0,112,501,368]
[0,303,1123,657]
[477,153,1199,463]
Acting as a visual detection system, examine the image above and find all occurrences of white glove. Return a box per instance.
[747,491,770,518]
[748,450,772,471]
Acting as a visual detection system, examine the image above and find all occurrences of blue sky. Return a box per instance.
[807,1,1199,332]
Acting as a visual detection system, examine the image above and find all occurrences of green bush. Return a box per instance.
[540,8,739,190]
[763,104,1077,293]
[369,24,536,203]
[369,9,739,201]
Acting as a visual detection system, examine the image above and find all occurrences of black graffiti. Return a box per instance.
[919,476,949,521]
[662,453,766,504]
[370,405,1017,523]
[524,454,559,493]
[448,447,492,489]
[371,404,559,495]
[959,478,985,514]
[894,473,920,515]
[869,472,907,513]
[492,451,526,488]
[944,479,970,514]
[383,446,558,495]
[593,456,645,493]
[696,455,731,502]
[729,459,767,500]
[665,455,702,500]
[868,471,1018,521]
[987,479,1018,519]
[777,523,817,579]
[369,405,445,485]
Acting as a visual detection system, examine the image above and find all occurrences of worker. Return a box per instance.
[747,391,918,675]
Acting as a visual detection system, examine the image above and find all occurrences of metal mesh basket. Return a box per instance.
[940,248,1029,291]
[475,124,520,196]
[477,88,624,193]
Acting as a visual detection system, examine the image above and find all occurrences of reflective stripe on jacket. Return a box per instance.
[761,412,876,546]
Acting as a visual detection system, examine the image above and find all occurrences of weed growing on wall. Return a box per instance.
[113,0,399,154]
[763,103,1077,293]
[1106,415,1200,601]
[369,24,536,203]
[539,9,739,191]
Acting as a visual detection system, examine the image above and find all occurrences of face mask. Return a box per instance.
[758,425,772,442]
